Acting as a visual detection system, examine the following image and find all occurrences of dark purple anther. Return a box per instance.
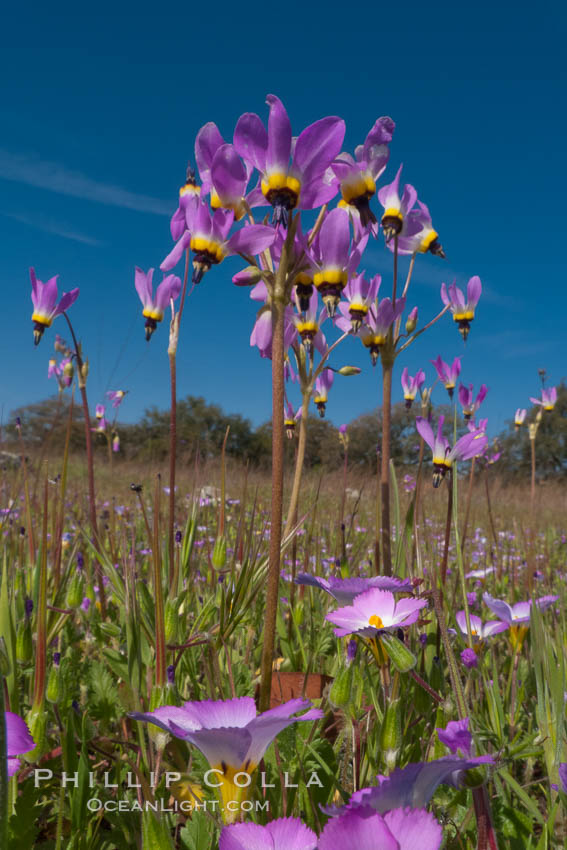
[53,652,61,667]
[167,665,175,685]
[25,597,33,618]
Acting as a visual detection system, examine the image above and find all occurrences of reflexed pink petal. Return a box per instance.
[266,94,292,175]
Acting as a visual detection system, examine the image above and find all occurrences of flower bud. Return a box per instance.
[405,307,418,334]
[329,664,354,710]
[63,359,74,386]
[16,618,33,664]
[337,365,361,376]
[380,698,402,770]
[25,708,47,762]
[46,652,62,703]
[380,632,417,673]
[232,266,264,287]
[66,573,84,608]
[164,599,178,644]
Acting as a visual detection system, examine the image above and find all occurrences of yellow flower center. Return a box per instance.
[313,269,348,288]
[368,614,384,629]
[419,229,438,253]
[190,235,225,264]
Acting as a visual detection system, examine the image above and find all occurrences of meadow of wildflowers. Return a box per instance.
[1,93,566,850]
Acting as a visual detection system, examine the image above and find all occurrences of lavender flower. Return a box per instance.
[332,116,395,228]
[30,267,79,346]
[233,94,345,226]
[4,711,36,776]
[325,588,427,638]
[441,276,482,340]
[458,383,488,420]
[134,267,181,341]
[220,818,317,850]
[431,355,461,398]
[416,414,488,487]
[377,164,417,242]
[530,386,557,411]
[401,367,426,408]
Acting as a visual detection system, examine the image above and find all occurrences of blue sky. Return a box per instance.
[2,0,565,436]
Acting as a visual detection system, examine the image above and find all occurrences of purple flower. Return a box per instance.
[338,298,405,366]
[339,423,348,435]
[95,404,105,420]
[455,610,508,642]
[430,355,461,398]
[313,368,334,417]
[47,358,60,380]
[292,288,327,354]
[458,383,488,420]
[325,587,427,638]
[514,408,527,428]
[134,267,181,341]
[306,207,368,317]
[4,711,36,776]
[30,267,79,346]
[332,116,395,228]
[392,200,445,258]
[319,807,442,850]
[377,164,419,244]
[340,272,381,332]
[233,94,345,225]
[441,276,482,341]
[112,433,120,452]
[284,401,302,439]
[416,414,488,487]
[401,367,426,408]
[482,592,558,626]
[162,197,276,285]
[530,386,557,411]
[129,697,322,814]
[437,717,473,757]
[323,755,494,816]
[250,306,295,360]
[220,817,317,850]
[559,763,567,792]
[461,648,478,669]
[106,390,127,408]
[295,574,413,606]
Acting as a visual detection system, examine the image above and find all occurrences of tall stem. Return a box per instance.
[380,360,393,575]
[168,249,190,585]
[283,392,310,540]
[168,351,177,581]
[259,295,286,712]
[62,313,105,617]
[461,457,476,552]
[153,476,166,688]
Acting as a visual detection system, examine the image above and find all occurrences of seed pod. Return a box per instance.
[380,698,402,770]
[329,664,354,710]
[380,632,417,673]
[66,573,84,608]
[16,618,33,665]
[164,598,178,644]
[46,665,62,704]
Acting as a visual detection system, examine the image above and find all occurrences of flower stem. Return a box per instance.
[62,312,106,617]
[283,391,310,540]
[259,294,286,712]
[461,457,476,552]
[380,359,393,575]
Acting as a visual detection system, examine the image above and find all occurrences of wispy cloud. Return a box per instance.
[0,210,104,246]
[0,149,171,215]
